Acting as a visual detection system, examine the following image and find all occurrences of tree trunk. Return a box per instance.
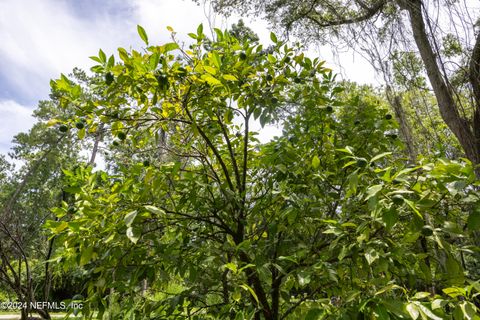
[385,86,417,162]
[469,32,480,164]
[404,0,479,164]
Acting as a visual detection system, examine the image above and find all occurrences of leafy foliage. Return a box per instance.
[44,26,480,320]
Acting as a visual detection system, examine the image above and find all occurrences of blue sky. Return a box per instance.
[0,0,375,157]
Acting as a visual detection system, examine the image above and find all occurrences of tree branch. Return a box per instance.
[305,0,386,28]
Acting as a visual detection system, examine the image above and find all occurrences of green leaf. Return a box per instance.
[370,152,392,163]
[382,208,398,230]
[364,248,379,265]
[126,227,140,244]
[214,28,223,40]
[375,284,404,295]
[77,127,86,139]
[467,211,480,230]
[376,304,390,320]
[54,221,69,233]
[80,246,94,266]
[431,299,446,310]
[124,210,138,227]
[202,74,222,86]
[406,303,419,320]
[365,184,383,201]
[212,52,221,68]
[98,49,106,63]
[270,32,278,43]
[305,308,322,320]
[404,199,423,219]
[137,25,149,45]
[238,263,256,273]
[297,271,311,286]
[417,303,442,320]
[232,290,241,302]
[412,292,430,299]
[460,301,477,320]
[224,262,238,273]
[223,74,238,81]
[144,205,165,215]
[442,287,465,298]
[336,146,354,155]
[204,65,217,75]
[240,284,259,305]
[89,56,102,64]
[118,47,129,62]
[161,42,179,53]
[312,155,320,169]
[197,23,203,36]
[107,55,115,68]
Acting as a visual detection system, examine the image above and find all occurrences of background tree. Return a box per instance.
[0,70,96,319]
[204,0,480,166]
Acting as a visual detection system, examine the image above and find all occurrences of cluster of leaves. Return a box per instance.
[45,26,480,320]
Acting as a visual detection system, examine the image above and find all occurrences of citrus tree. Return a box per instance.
[48,26,480,319]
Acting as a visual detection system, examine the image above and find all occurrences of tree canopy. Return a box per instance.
[34,25,480,319]
[204,0,480,167]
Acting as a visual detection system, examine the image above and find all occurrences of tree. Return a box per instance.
[0,77,91,319]
[204,0,480,166]
[48,26,480,319]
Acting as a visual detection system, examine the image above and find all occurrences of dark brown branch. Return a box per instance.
[470,32,480,157]
[182,88,236,192]
[216,112,242,193]
[306,0,386,28]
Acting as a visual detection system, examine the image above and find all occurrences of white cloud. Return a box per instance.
[0,0,139,103]
[0,100,35,155]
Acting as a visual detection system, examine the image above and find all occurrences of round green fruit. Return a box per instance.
[326,106,333,113]
[75,122,85,129]
[59,125,68,133]
[421,226,433,236]
[266,74,273,81]
[112,140,119,147]
[391,195,404,205]
[105,72,114,85]
[385,114,393,120]
[117,132,127,141]
[357,159,368,167]
[177,67,187,76]
[156,74,169,90]
[284,56,291,63]
[239,52,247,60]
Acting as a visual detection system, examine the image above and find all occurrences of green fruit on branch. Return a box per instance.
[392,195,404,205]
[59,125,68,133]
[105,72,114,85]
[117,132,127,140]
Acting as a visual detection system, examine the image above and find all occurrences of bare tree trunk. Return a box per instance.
[89,124,104,166]
[385,86,417,162]
[404,0,479,164]
[469,32,480,163]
